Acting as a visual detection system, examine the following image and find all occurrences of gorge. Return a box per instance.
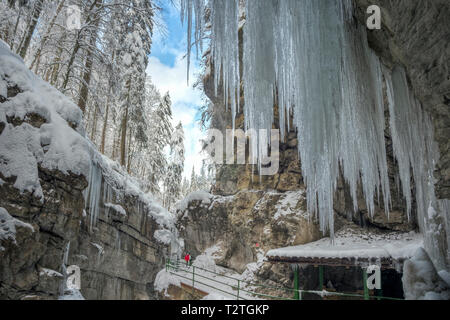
[0,0,449,301]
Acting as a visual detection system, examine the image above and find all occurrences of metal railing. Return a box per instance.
[165,259,404,301]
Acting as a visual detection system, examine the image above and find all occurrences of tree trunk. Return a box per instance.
[61,35,81,90]
[77,0,103,113]
[90,104,98,142]
[50,33,67,85]
[31,0,66,72]
[61,0,100,91]
[120,104,129,167]
[10,7,22,49]
[127,128,132,173]
[18,0,43,59]
[100,100,109,154]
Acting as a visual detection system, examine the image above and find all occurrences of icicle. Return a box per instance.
[180,0,205,84]
[210,0,240,132]
[180,1,445,253]
[83,158,103,232]
[385,66,445,270]
[59,241,71,296]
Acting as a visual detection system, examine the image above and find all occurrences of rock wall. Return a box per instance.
[69,175,169,300]
[0,164,87,299]
[0,46,171,300]
[0,128,169,300]
[177,191,321,274]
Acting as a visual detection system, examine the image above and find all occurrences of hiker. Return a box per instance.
[184,252,191,267]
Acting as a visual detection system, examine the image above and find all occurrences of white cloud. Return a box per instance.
[147,53,202,107]
[147,53,207,179]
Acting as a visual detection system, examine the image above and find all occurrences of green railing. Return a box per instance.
[165,258,403,301]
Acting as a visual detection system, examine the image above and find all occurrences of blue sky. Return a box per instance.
[146,2,206,179]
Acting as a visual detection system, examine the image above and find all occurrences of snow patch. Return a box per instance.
[104,202,126,216]
[192,245,222,272]
[154,269,181,297]
[273,190,306,220]
[202,292,229,300]
[58,289,85,300]
[402,247,450,300]
[175,191,213,214]
[0,207,34,251]
[39,268,63,278]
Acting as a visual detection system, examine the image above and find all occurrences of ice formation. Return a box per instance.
[82,150,176,235]
[180,0,447,270]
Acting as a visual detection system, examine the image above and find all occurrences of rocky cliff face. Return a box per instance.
[0,45,172,300]
[69,169,170,300]
[177,190,321,274]
[0,157,169,300]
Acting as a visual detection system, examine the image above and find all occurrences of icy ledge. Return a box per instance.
[267,225,423,269]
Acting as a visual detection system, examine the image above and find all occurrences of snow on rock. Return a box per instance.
[267,225,422,264]
[0,42,90,200]
[202,292,229,300]
[39,267,63,278]
[240,250,267,285]
[402,247,450,300]
[154,229,173,245]
[58,289,85,300]
[272,190,307,220]
[154,269,181,297]
[104,202,126,217]
[175,191,214,215]
[0,207,34,251]
[192,245,222,272]
[83,151,176,245]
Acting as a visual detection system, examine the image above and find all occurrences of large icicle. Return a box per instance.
[180,0,205,84]
[210,0,240,131]
[240,0,392,236]
[83,158,103,232]
[180,1,447,267]
[385,66,446,271]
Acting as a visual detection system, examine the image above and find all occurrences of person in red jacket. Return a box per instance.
[184,252,191,267]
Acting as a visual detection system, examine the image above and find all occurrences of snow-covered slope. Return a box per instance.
[0,40,90,200]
